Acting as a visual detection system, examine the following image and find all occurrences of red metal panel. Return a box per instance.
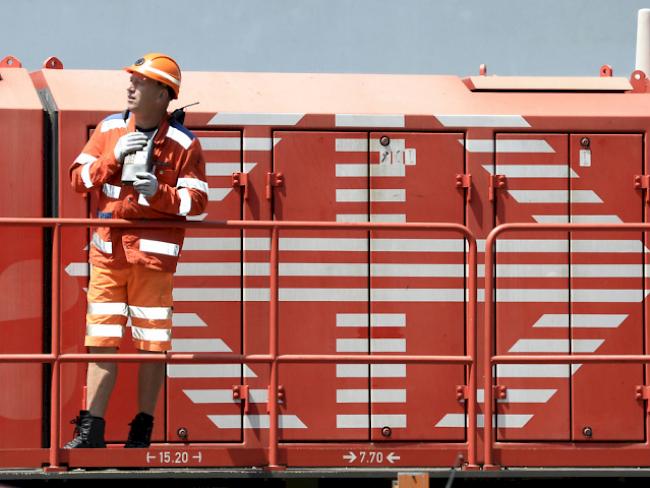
[273,131,369,440]
[569,134,644,441]
[369,132,465,441]
[0,102,43,449]
[495,133,570,441]
[166,130,242,442]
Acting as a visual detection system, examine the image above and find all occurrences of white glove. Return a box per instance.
[133,172,159,197]
[113,132,148,163]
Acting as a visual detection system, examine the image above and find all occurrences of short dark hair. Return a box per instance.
[157,81,175,100]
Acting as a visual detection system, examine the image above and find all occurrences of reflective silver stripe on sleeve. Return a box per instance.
[178,188,191,216]
[81,162,94,188]
[139,238,180,257]
[128,306,172,320]
[91,232,113,254]
[100,118,127,132]
[86,324,124,338]
[177,177,209,194]
[166,126,192,149]
[102,184,121,199]
[75,153,97,165]
[131,326,172,342]
[87,302,129,316]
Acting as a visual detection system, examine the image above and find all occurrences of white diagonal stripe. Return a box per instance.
[371,289,465,302]
[206,162,239,176]
[482,164,577,178]
[437,115,530,127]
[336,313,406,327]
[371,364,406,377]
[337,415,407,428]
[509,339,604,353]
[208,415,306,429]
[336,389,407,403]
[475,388,557,403]
[508,190,602,203]
[534,215,623,223]
[335,139,368,152]
[335,339,406,352]
[243,137,279,151]
[199,137,240,151]
[497,365,570,378]
[336,114,405,127]
[172,313,207,327]
[167,364,256,378]
[209,188,233,201]
[184,388,269,403]
[208,113,304,125]
[532,314,627,328]
[370,214,406,222]
[460,139,554,153]
[435,414,532,428]
[171,338,232,352]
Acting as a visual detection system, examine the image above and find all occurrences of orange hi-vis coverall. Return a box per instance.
[69,112,208,351]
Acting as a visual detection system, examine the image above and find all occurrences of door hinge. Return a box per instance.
[633,175,650,203]
[455,173,472,203]
[266,172,284,200]
[456,385,468,402]
[493,385,508,399]
[635,385,650,414]
[233,385,250,413]
[232,172,249,200]
[489,174,507,201]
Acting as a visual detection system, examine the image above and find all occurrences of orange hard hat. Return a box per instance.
[125,53,181,99]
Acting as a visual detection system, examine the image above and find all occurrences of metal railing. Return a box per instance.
[483,223,650,468]
[0,217,478,471]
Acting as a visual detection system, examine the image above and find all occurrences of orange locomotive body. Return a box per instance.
[1,52,650,474]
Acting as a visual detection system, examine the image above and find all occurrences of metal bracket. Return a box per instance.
[634,175,650,203]
[493,385,508,400]
[266,172,284,200]
[233,385,250,414]
[635,385,650,414]
[455,173,472,203]
[232,172,249,200]
[455,385,467,402]
[489,174,506,201]
[267,385,285,412]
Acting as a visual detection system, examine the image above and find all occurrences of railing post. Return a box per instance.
[46,223,64,472]
[466,236,478,469]
[483,231,496,469]
[267,225,281,469]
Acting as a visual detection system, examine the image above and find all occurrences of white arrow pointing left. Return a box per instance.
[386,452,400,464]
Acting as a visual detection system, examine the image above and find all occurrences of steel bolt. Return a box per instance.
[381,426,392,437]
[580,137,590,148]
[177,427,188,439]
[582,426,593,438]
[380,136,390,146]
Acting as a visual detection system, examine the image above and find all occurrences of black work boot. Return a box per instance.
[124,412,154,448]
[64,410,106,448]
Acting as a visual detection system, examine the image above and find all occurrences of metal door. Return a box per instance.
[166,130,243,442]
[494,133,570,441]
[369,132,466,441]
[569,133,644,441]
[274,131,369,440]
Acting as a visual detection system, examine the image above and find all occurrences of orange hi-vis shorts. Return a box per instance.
[85,264,173,352]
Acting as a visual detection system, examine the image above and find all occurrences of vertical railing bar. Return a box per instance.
[268,225,280,469]
[466,235,478,468]
[48,223,61,470]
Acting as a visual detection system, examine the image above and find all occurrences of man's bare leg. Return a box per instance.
[86,346,118,418]
[137,350,165,415]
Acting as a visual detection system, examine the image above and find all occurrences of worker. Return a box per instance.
[65,53,207,448]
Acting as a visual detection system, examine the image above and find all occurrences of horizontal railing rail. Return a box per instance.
[483,223,650,469]
[0,218,478,471]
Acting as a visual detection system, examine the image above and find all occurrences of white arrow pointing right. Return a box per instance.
[342,451,357,463]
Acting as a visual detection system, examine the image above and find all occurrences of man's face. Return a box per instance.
[126,73,167,114]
